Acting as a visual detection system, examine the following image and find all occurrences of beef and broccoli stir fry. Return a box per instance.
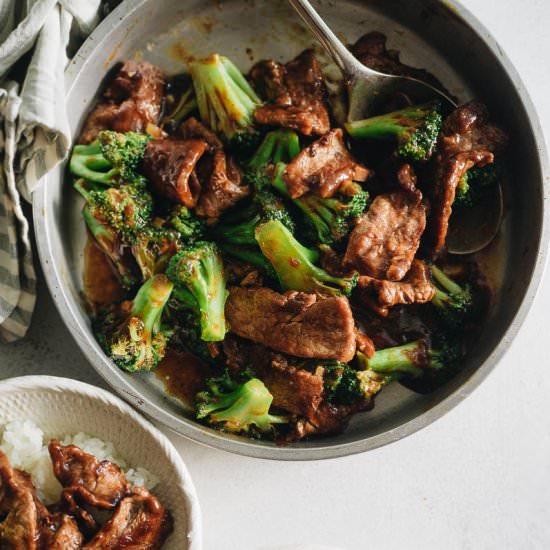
[71,31,507,442]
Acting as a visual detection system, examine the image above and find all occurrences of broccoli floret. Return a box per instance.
[294,190,369,245]
[322,362,363,405]
[82,204,139,289]
[131,226,179,280]
[246,129,301,188]
[345,100,443,161]
[213,190,295,247]
[255,220,358,297]
[189,54,262,153]
[167,205,206,241]
[95,274,173,372]
[196,371,288,435]
[70,131,151,186]
[166,242,228,342]
[430,265,474,327]
[77,180,153,242]
[455,163,500,207]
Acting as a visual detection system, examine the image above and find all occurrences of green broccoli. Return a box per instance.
[455,163,500,207]
[189,54,262,153]
[167,204,206,241]
[70,131,151,186]
[246,129,301,188]
[82,203,139,289]
[196,371,288,435]
[345,100,443,161]
[131,227,179,280]
[430,265,474,327]
[166,242,228,342]
[213,190,295,247]
[322,362,363,405]
[95,274,173,372]
[293,190,369,245]
[357,338,458,376]
[75,179,153,242]
[255,220,358,297]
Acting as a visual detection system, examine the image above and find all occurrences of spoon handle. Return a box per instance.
[287,0,361,76]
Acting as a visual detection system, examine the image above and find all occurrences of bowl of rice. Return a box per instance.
[0,375,201,549]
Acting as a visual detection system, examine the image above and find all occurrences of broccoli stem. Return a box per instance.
[131,275,174,337]
[255,220,358,296]
[70,143,116,185]
[359,341,427,377]
[189,54,261,141]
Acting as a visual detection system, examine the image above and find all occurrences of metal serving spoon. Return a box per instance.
[287,0,503,254]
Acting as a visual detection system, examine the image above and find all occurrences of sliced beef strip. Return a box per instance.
[195,150,249,219]
[49,440,130,534]
[0,451,49,550]
[283,128,370,198]
[357,259,435,315]
[430,101,508,253]
[83,487,172,550]
[40,514,83,550]
[79,61,165,144]
[350,32,452,99]
[260,361,324,420]
[142,138,208,207]
[252,49,331,136]
[344,191,427,281]
[288,400,373,441]
[177,116,223,151]
[225,287,356,362]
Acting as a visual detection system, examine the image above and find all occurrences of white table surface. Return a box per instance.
[1,1,549,548]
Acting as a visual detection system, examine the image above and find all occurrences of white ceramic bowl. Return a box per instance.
[0,375,202,550]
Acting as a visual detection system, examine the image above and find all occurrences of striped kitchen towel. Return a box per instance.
[0,0,101,342]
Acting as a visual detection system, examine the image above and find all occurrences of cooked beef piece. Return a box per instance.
[260,360,324,419]
[350,32,451,98]
[289,400,373,441]
[249,59,287,101]
[252,49,331,136]
[83,487,172,550]
[195,150,249,219]
[0,452,48,550]
[49,440,130,534]
[225,287,356,361]
[357,259,435,314]
[344,191,427,281]
[142,138,208,207]
[79,61,165,144]
[40,514,83,550]
[356,329,375,358]
[396,163,421,198]
[177,116,223,151]
[283,129,370,198]
[430,102,508,253]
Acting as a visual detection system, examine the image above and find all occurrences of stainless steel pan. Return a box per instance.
[33,0,549,460]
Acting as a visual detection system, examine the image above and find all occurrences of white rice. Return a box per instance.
[0,419,158,505]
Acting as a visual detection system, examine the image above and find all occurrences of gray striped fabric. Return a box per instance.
[0,0,100,342]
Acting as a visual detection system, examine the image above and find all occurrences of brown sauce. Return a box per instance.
[83,235,124,307]
[155,349,213,408]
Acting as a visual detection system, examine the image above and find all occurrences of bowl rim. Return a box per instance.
[32,0,549,460]
[0,375,202,549]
